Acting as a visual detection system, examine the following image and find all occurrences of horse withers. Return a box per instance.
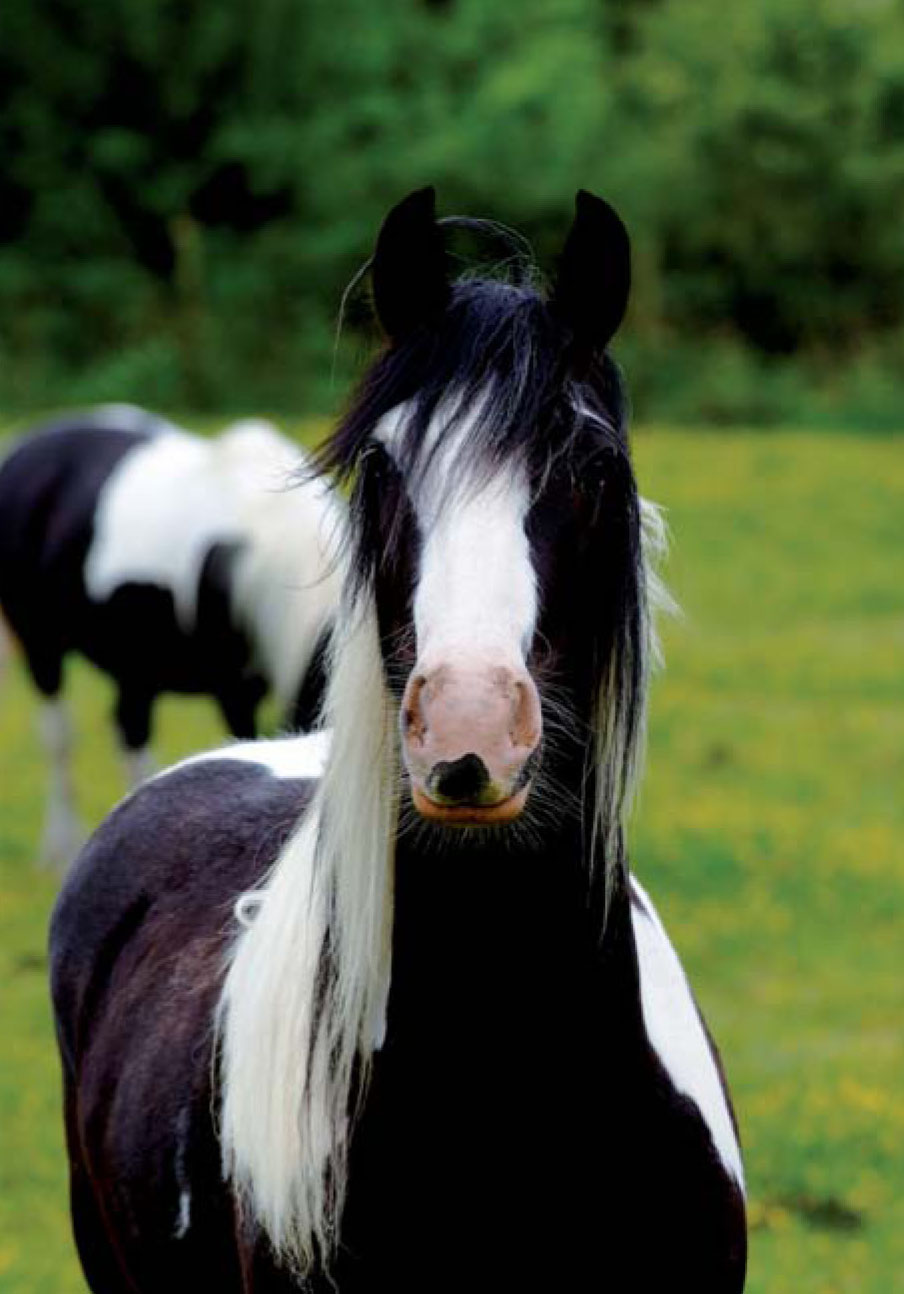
[0,407,340,864]
[50,191,746,1291]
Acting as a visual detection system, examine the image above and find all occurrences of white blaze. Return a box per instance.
[376,398,537,667]
[415,473,536,668]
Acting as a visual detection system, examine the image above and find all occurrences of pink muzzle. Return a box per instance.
[400,658,542,825]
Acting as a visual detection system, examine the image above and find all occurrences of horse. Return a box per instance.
[50,188,747,1292]
[0,406,340,864]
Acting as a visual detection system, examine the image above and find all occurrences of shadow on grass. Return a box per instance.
[752,1194,865,1234]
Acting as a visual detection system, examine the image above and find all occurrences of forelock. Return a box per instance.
[318,276,629,509]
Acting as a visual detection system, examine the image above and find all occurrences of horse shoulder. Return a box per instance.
[49,739,327,1279]
[629,874,745,1192]
[50,738,326,1069]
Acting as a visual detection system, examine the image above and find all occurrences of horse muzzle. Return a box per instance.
[400,658,542,826]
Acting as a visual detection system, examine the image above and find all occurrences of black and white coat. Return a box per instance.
[0,406,339,863]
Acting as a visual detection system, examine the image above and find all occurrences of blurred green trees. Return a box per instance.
[2,0,904,424]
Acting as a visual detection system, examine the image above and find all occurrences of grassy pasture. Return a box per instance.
[0,425,902,1292]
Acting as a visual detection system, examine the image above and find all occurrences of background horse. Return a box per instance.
[50,189,746,1291]
[0,406,339,864]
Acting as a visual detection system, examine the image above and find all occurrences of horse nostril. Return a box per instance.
[427,753,491,803]
[510,678,541,749]
[402,675,428,743]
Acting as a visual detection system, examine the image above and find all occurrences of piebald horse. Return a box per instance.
[0,408,339,863]
[51,189,746,1291]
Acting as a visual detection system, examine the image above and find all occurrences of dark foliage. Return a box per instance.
[2,0,904,424]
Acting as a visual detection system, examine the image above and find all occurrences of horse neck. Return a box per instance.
[386,760,637,1048]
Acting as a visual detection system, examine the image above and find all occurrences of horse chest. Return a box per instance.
[339,1002,741,1291]
[328,867,743,1291]
[338,889,626,1281]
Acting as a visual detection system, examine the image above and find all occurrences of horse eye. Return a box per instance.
[571,478,605,528]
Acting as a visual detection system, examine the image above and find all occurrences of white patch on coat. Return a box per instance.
[84,420,342,668]
[630,876,745,1190]
[227,442,342,715]
[175,1191,191,1240]
[160,730,331,783]
[85,429,244,626]
[173,1106,192,1240]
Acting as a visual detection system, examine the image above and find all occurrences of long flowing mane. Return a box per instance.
[217,223,673,1277]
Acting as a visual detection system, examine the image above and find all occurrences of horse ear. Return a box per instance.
[371,186,450,342]
[550,190,631,366]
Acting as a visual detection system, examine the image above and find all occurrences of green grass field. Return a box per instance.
[1,426,902,1292]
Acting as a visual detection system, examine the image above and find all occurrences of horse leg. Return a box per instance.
[37,695,85,867]
[27,649,84,868]
[62,1077,135,1293]
[0,610,12,689]
[69,1163,137,1293]
[217,678,264,740]
[114,687,155,789]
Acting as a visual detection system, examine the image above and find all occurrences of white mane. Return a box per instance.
[217,488,673,1276]
[218,590,397,1274]
[592,495,676,873]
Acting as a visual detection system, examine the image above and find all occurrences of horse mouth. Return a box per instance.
[410,783,531,826]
